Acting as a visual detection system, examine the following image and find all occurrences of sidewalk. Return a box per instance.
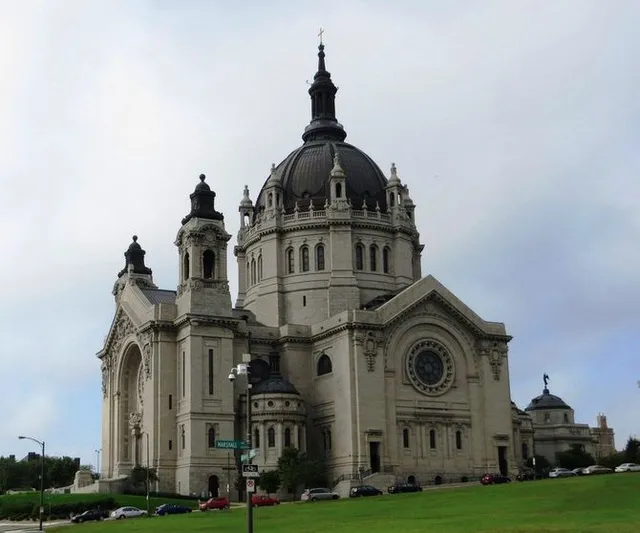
[0,520,69,532]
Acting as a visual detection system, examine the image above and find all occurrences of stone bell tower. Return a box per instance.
[175,174,232,317]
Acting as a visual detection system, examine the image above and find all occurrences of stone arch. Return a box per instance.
[117,341,144,466]
[208,475,220,498]
[407,474,416,485]
[384,314,475,377]
[316,354,332,376]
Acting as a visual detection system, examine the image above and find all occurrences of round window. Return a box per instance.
[267,401,274,407]
[405,339,454,396]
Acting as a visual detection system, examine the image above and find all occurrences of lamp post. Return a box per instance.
[145,432,150,517]
[94,448,101,479]
[18,436,45,531]
[229,353,253,533]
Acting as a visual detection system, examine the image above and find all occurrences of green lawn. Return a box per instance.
[47,474,640,533]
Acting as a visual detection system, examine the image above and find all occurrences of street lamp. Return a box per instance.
[95,448,102,480]
[145,432,150,517]
[229,353,253,533]
[18,436,45,531]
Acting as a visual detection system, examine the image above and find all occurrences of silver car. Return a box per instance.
[300,487,340,502]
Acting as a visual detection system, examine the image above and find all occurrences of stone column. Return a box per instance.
[293,423,299,449]
[276,422,284,457]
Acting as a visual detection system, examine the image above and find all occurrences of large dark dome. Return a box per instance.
[525,388,571,411]
[255,140,388,215]
[254,44,389,217]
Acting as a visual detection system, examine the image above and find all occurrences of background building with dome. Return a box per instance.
[510,382,615,466]
[98,43,608,498]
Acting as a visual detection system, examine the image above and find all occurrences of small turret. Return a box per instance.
[239,185,254,229]
[181,174,224,225]
[117,236,152,278]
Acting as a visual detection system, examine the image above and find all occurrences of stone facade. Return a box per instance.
[97,42,615,498]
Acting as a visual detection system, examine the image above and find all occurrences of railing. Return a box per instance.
[333,469,484,488]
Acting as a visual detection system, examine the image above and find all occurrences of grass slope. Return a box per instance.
[46,474,640,533]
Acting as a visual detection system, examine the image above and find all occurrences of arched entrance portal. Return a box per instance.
[407,475,416,485]
[208,475,220,498]
[119,344,143,466]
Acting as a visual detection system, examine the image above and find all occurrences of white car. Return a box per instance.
[110,506,148,519]
[615,463,640,473]
[300,488,340,502]
[548,468,576,478]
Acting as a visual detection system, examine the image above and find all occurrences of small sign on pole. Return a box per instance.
[246,479,256,493]
[242,464,260,478]
[215,439,248,450]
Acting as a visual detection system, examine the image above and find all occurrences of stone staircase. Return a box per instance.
[361,472,396,492]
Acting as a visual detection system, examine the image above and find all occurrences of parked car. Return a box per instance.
[71,509,108,523]
[480,473,511,485]
[155,503,193,516]
[548,468,576,479]
[582,465,613,475]
[516,469,535,481]
[349,485,383,497]
[615,463,640,473]
[110,506,147,519]
[198,497,230,511]
[387,482,422,494]
[300,488,340,501]
[252,494,280,506]
[572,467,586,476]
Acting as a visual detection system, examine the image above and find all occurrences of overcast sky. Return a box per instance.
[1,1,638,467]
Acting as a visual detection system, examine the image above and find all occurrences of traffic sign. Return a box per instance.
[246,479,256,493]
[215,440,248,450]
[241,448,258,462]
[242,464,259,478]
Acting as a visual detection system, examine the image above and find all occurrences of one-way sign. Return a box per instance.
[242,464,259,478]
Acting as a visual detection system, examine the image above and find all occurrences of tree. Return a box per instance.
[623,437,640,463]
[258,470,281,495]
[555,445,595,470]
[128,466,158,493]
[526,455,550,475]
[277,448,327,494]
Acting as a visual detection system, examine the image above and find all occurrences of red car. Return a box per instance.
[252,494,280,507]
[199,497,230,511]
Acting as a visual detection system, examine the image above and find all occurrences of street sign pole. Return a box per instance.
[245,352,254,533]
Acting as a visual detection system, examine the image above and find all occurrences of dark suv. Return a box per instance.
[349,485,383,498]
[387,482,423,494]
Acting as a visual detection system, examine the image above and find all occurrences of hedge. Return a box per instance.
[0,497,117,521]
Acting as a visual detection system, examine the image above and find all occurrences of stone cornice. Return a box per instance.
[173,313,242,331]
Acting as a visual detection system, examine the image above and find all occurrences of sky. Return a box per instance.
[0,0,638,467]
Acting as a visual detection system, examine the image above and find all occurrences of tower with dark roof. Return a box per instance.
[237,43,422,326]
[174,174,233,317]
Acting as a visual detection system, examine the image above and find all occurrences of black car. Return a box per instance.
[350,484,383,497]
[155,504,193,516]
[387,482,423,494]
[71,509,108,523]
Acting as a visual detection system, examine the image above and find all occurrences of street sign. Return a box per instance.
[242,464,259,478]
[215,440,248,450]
[241,448,258,462]
[246,479,256,493]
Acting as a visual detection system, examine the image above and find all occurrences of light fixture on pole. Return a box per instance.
[94,448,102,479]
[18,436,45,531]
[229,353,253,533]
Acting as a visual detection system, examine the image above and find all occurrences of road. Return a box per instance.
[0,520,69,532]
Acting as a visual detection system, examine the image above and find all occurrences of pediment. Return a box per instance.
[99,290,151,361]
[376,275,510,341]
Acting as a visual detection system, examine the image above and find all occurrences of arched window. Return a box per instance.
[183,252,190,281]
[251,259,256,285]
[455,430,462,450]
[287,248,295,274]
[268,192,273,207]
[429,429,436,449]
[370,245,378,272]
[254,428,260,448]
[300,246,310,272]
[383,247,391,274]
[335,183,342,198]
[203,250,215,279]
[267,427,276,448]
[246,261,250,286]
[389,193,395,207]
[208,426,216,448]
[323,429,332,451]
[316,244,325,271]
[257,255,263,282]
[316,354,333,376]
[521,442,528,460]
[355,244,364,271]
[563,413,569,424]
[284,428,291,448]
[402,428,410,449]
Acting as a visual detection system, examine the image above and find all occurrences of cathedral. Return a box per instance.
[99,43,536,497]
